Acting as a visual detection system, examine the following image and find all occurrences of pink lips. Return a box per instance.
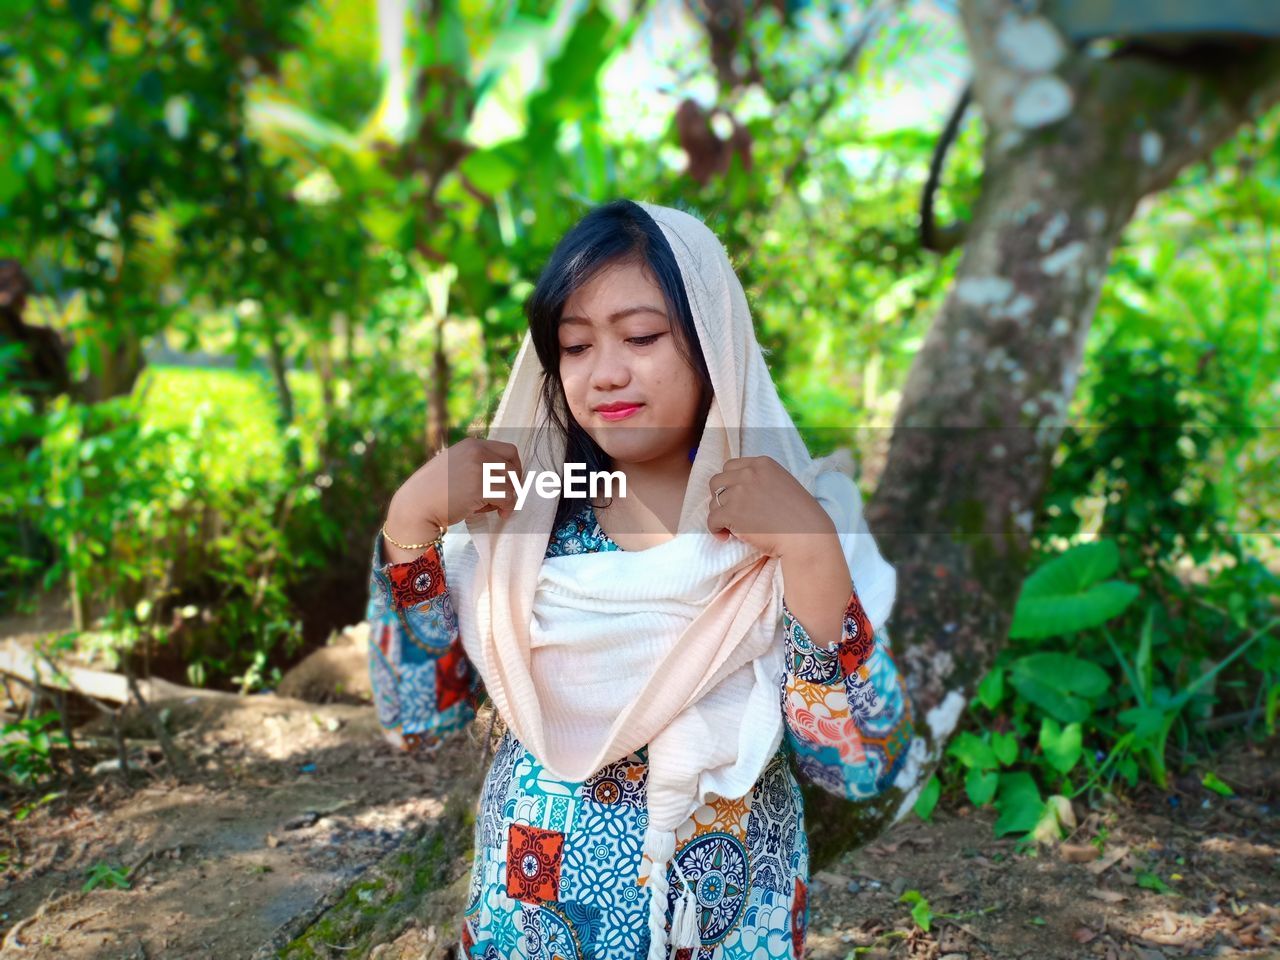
[596,404,642,421]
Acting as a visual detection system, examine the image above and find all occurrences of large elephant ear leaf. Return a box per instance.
[1010,540,1140,639]
[1009,653,1110,724]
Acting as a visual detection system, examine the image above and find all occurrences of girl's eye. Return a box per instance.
[560,334,662,356]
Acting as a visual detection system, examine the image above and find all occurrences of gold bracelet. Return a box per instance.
[381,521,446,552]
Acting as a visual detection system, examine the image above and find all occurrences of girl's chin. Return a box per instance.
[595,444,683,465]
[585,423,692,461]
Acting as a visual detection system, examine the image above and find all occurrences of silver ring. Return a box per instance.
[714,484,727,507]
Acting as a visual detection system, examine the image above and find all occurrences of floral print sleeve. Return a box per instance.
[366,531,480,752]
[780,586,914,801]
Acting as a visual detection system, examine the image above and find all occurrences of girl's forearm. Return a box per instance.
[778,530,852,647]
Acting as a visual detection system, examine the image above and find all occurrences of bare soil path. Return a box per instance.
[1,633,1275,959]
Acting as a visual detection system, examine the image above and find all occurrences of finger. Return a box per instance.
[708,479,734,507]
[477,444,521,515]
[473,441,513,477]
[706,509,734,542]
[490,440,522,478]
[480,495,514,519]
[708,472,733,495]
[706,501,731,535]
[492,479,520,515]
[498,449,523,499]
[486,442,522,471]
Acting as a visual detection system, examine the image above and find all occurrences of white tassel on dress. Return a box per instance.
[670,858,702,951]
[643,828,702,960]
[644,830,675,960]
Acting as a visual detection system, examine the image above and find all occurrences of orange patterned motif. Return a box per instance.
[784,687,867,767]
[506,823,564,903]
[836,590,876,675]
[792,876,808,958]
[435,639,473,711]
[386,543,446,609]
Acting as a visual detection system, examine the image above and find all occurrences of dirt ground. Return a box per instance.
[800,733,1279,960]
[2,629,1277,960]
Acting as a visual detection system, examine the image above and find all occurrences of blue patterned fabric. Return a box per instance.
[366,498,915,958]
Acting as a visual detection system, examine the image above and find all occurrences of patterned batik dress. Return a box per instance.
[366,498,915,960]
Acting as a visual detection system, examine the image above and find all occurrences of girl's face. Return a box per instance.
[558,259,704,468]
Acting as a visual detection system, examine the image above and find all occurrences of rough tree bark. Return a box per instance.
[802,0,1280,867]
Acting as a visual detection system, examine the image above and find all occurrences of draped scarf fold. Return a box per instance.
[440,201,896,958]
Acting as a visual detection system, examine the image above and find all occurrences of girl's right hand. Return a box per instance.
[382,438,523,562]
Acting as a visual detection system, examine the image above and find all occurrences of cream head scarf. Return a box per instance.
[441,200,896,957]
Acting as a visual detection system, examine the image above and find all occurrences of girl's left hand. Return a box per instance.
[706,456,836,558]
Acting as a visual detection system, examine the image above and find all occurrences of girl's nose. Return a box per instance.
[589,341,631,390]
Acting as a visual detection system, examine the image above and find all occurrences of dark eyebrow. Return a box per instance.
[559,305,669,326]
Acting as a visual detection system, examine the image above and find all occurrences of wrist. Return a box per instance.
[386,492,447,541]
[380,518,445,567]
[776,513,839,563]
[382,520,444,549]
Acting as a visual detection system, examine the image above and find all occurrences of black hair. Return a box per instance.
[525,199,714,531]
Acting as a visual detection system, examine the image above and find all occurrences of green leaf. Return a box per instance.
[1011,581,1140,639]
[83,863,131,892]
[358,204,414,251]
[1117,705,1168,739]
[246,97,363,153]
[432,0,471,73]
[976,667,1004,710]
[1038,717,1083,774]
[1136,871,1172,894]
[1010,540,1140,639]
[458,145,522,195]
[992,730,1019,767]
[994,771,1044,836]
[898,890,932,932]
[965,766,999,806]
[946,731,999,770]
[911,898,932,932]
[1201,771,1234,796]
[1135,607,1155,702]
[1026,539,1121,593]
[1009,653,1110,723]
[528,5,614,126]
[913,774,941,821]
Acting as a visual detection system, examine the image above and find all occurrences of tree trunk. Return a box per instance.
[428,309,451,454]
[313,325,336,424]
[264,314,302,471]
[802,2,1280,868]
[0,259,71,408]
